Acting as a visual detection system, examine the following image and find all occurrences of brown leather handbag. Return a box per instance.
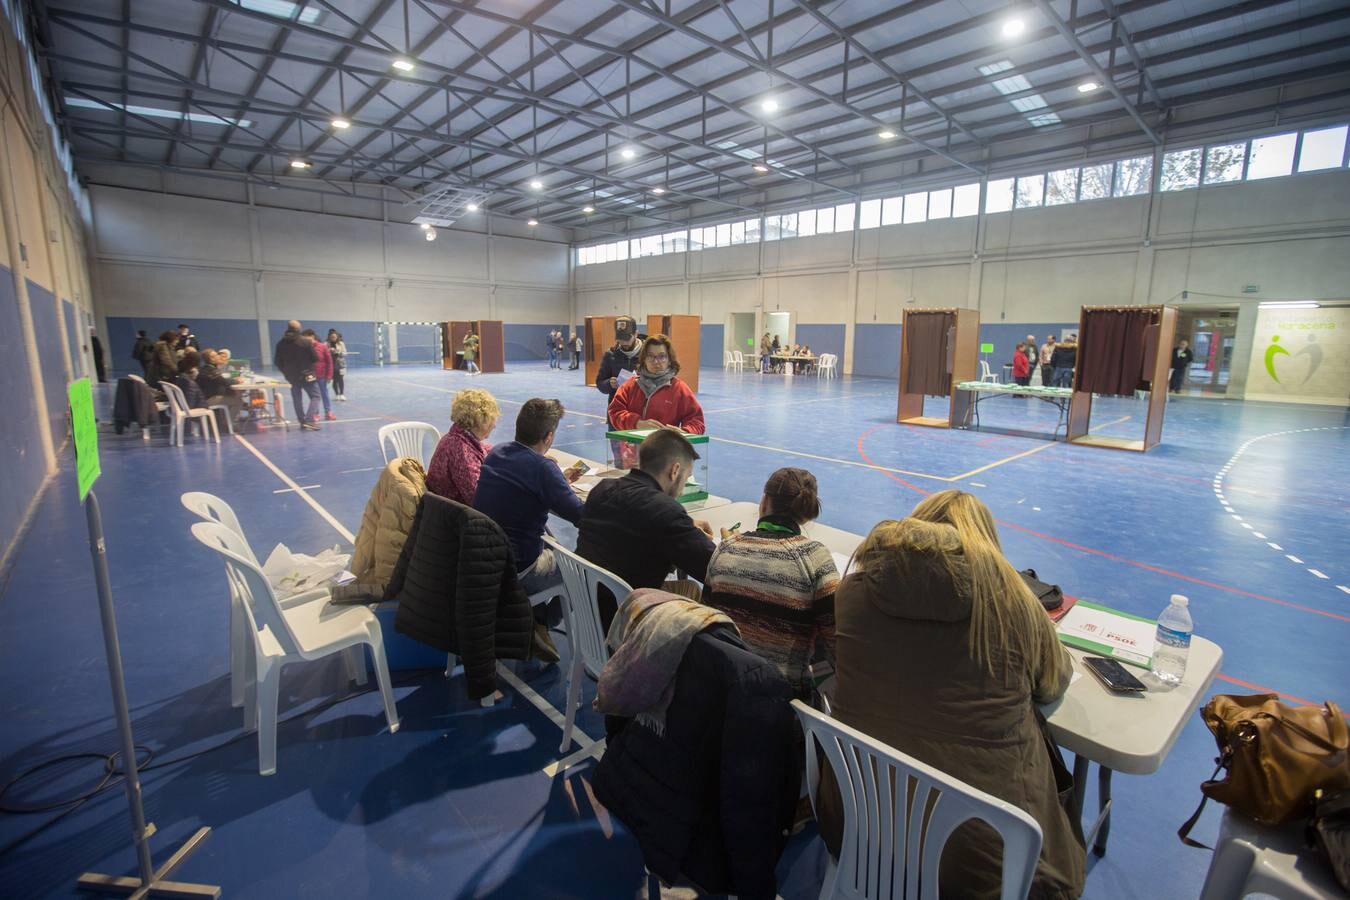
[1180,694,1350,846]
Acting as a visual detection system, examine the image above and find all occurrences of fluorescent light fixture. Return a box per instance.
[527,218,539,226]
[651,187,666,195]
[419,222,432,230]
[582,205,595,213]
[424,229,437,242]
[1002,17,1025,38]
[1259,301,1319,309]
[63,96,251,128]
[529,179,543,190]
[620,147,636,160]
[331,117,351,129]
[760,98,779,114]
[232,0,322,26]
[289,159,310,169]
[1077,81,1100,93]
[391,58,415,72]
[878,130,897,140]
[752,163,770,173]
[465,203,479,212]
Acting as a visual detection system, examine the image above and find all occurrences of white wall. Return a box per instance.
[89,182,573,363]
[575,167,1350,400]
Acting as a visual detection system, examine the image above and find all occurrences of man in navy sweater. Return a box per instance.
[474,398,583,660]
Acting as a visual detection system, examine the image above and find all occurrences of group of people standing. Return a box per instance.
[1010,333,1078,388]
[545,328,582,370]
[274,321,349,431]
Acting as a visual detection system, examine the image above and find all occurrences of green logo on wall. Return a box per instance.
[1263,334,1323,385]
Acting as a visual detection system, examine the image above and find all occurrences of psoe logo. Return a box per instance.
[1263,334,1323,385]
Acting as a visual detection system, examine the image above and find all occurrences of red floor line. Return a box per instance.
[855,427,1350,625]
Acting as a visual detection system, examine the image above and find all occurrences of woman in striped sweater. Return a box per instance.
[703,468,839,698]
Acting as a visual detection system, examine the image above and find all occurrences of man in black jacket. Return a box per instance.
[131,330,153,376]
[594,315,643,425]
[1169,339,1195,393]
[576,428,715,628]
[274,320,320,430]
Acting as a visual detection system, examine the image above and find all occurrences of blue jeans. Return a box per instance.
[317,378,331,414]
[290,380,319,422]
[1052,367,1073,388]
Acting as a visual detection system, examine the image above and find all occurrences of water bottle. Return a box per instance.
[1152,594,1192,689]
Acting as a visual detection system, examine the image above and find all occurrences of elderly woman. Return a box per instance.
[425,387,501,505]
[606,333,705,434]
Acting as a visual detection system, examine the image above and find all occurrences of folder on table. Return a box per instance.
[1055,600,1156,669]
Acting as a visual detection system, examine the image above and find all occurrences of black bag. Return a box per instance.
[1309,788,1350,891]
[1020,568,1064,611]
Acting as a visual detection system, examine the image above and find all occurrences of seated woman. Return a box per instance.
[174,353,211,420]
[819,490,1083,899]
[425,387,500,505]
[607,334,705,435]
[703,467,838,699]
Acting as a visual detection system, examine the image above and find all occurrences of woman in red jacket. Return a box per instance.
[607,334,705,435]
[303,328,336,420]
[1012,341,1032,386]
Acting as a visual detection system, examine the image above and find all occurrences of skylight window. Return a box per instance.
[978,60,1059,129]
[63,97,252,128]
[231,0,323,25]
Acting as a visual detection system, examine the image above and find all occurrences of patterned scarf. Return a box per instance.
[595,588,736,735]
[636,368,675,398]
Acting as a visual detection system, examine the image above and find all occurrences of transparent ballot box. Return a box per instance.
[605,428,709,504]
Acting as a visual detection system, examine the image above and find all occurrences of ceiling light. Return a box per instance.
[529,179,543,190]
[527,218,539,226]
[289,159,309,169]
[582,205,595,214]
[1077,81,1100,93]
[878,130,897,140]
[424,229,437,242]
[1259,300,1319,309]
[419,222,432,230]
[465,203,479,212]
[391,58,415,72]
[760,98,779,114]
[1001,17,1025,38]
[752,163,770,173]
[331,117,351,129]
[651,187,666,195]
[620,147,637,160]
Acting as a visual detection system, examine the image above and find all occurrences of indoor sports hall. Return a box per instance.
[1,1,1348,898]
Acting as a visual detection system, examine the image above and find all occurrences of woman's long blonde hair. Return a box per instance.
[854,490,1053,680]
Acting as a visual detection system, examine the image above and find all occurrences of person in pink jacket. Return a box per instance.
[607,334,705,439]
[303,328,336,421]
[425,388,500,505]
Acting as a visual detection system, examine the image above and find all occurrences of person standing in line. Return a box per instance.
[275,320,321,431]
[1050,337,1077,388]
[149,330,179,387]
[569,331,582,370]
[131,330,154,377]
[176,323,200,355]
[759,332,773,373]
[553,329,566,370]
[596,316,643,426]
[462,329,481,375]
[303,329,335,421]
[1039,335,1057,387]
[1024,334,1038,372]
[88,328,107,382]
[327,329,348,400]
[545,329,558,368]
[1012,342,1032,386]
[1169,339,1195,394]
[606,334,705,435]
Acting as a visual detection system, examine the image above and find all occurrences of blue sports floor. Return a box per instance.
[2,363,1347,898]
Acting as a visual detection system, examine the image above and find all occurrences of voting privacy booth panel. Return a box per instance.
[443,320,505,373]
[584,315,619,388]
[1067,305,1177,452]
[647,314,701,393]
[895,307,980,428]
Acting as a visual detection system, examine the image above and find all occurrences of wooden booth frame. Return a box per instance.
[896,307,980,428]
[443,320,505,373]
[1066,305,1177,452]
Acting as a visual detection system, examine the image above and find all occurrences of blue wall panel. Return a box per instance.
[107,317,262,374]
[505,323,568,361]
[795,324,845,369]
[266,320,377,369]
[61,299,80,376]
[26,282,67,448]
[852,323,902,378]
[0,268,48,568]
[699,324,724,370]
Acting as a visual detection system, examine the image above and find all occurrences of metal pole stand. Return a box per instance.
[75,491,220,899]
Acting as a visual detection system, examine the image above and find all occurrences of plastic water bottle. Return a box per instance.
[1152,595,1192,689]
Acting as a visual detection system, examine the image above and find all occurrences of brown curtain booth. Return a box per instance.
[1077,308,1156,396]
[903,311,955,397]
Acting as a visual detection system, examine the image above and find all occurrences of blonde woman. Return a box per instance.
[819,490,1083,899]
[425,388,500,505]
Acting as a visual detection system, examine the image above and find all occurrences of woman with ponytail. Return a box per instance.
[818,490,1083,899]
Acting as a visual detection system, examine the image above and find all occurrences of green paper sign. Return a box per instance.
[68,378,101,501]
[746,338,754,347]
[980,342,994,353]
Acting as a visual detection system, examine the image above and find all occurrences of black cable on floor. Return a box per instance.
[0,671,437,859]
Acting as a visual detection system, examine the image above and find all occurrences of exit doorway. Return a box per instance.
[1175,308,1239,396]
[730,312,756,358]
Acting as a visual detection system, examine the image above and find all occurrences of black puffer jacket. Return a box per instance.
[387,493,532,699]
[592,626,799,900]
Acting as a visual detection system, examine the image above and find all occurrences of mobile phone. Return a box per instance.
[1082,656,1147,693]
[566,460,590,476]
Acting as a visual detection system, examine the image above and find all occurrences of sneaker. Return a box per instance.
[325,412,337,421]
[300,421,321,431]
[335,394,347,401]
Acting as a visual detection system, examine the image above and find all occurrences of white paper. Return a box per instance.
[262,543,351,596]
[617,368,636,386]
[830,551,853,576]
[571,475,601,493]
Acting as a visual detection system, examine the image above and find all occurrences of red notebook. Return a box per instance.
[1047,594,1079,623]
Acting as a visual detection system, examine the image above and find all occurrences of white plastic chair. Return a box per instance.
[979,360,1001,384]
[180,491,335,709]
[207,399,235,436]
[1198,808,1343,900]
[793,699,1043,900]
[544,536,631,753]
[191,521,400,775]
[723,350,735,371]
[378,421,441,467]
[160,379,219,445]
[817,353,838,379]
[731,349,746,372]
